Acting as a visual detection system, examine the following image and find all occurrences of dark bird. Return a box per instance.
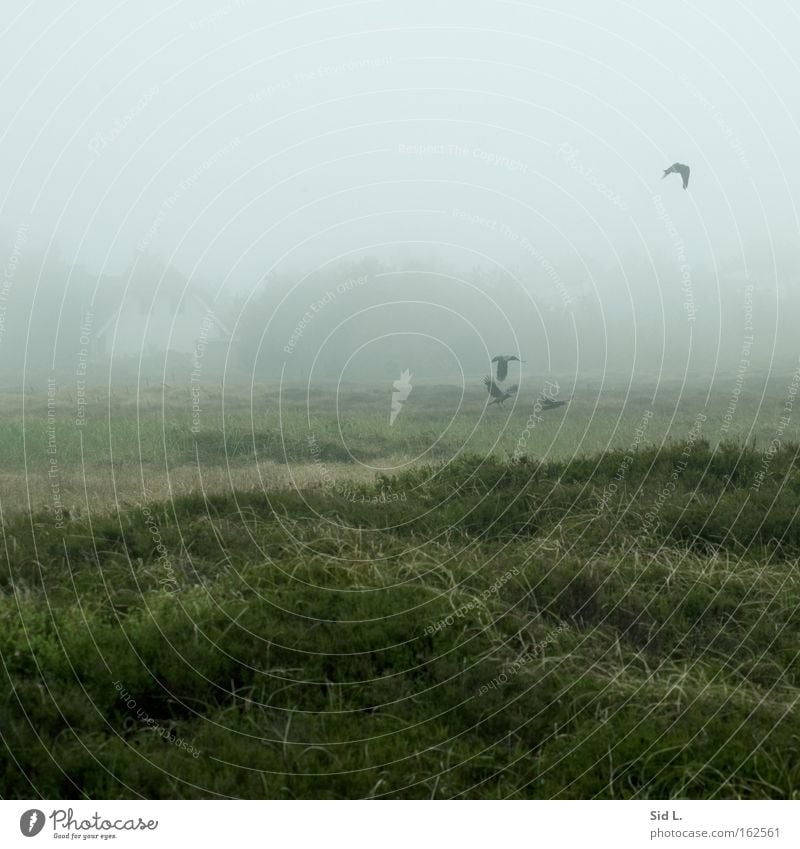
[484,376,518,407]
[662,162,690,189]
[491,354,525,382]
[541,398,572,410]
[538,394,571,411]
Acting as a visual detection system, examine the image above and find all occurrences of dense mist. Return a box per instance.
[1,0,798,385]
[5,2,800,806]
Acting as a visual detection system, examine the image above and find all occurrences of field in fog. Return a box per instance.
[3,429,799,798]
[2,373,798,520]
[3,377,799,797]
[3,0,800,815]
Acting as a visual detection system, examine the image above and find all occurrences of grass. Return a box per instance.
[1,375,798,517]
[1,379,799,798]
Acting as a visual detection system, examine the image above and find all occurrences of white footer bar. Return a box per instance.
[3,800,797,848]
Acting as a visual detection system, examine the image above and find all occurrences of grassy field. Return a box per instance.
[1,378,799,798]
[1,370,798,516]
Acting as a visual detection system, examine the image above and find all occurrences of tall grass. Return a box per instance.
[1,440,798,798]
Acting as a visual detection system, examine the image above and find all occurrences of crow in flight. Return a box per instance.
[484,376,518,407]
[538,395,570,411]
[491,354,524,382]
[662,162,690,189]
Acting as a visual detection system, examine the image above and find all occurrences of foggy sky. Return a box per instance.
[1,0,799,380]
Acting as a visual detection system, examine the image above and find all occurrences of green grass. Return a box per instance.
[3,374,800,473]
[2,436,799,798]
[2,375,798,521]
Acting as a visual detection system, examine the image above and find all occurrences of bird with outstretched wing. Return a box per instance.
[662,162,690,189]
[539,395,571,411]
[491,354,524,382]
[484,376,517,407]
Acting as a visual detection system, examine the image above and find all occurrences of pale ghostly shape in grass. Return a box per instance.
[390,369,413,426]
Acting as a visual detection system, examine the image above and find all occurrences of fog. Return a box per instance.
[1,0,798,384]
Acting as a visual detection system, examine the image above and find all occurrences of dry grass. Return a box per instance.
[0,456,425,520]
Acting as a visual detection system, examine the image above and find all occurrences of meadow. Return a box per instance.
[1,369,798,517]
[1,375,799,798]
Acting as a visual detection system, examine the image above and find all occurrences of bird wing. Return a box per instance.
[495,358,508,381]
[483,376,504,399]
[663,163,690,188]
[506,384,518,396]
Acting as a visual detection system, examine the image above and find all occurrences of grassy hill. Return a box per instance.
[2,440,799,798]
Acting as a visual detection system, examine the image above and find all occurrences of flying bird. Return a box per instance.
[662,162,690,189]
[484,376,518,407]
[539,396,570,411]
[491,354,524,382]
